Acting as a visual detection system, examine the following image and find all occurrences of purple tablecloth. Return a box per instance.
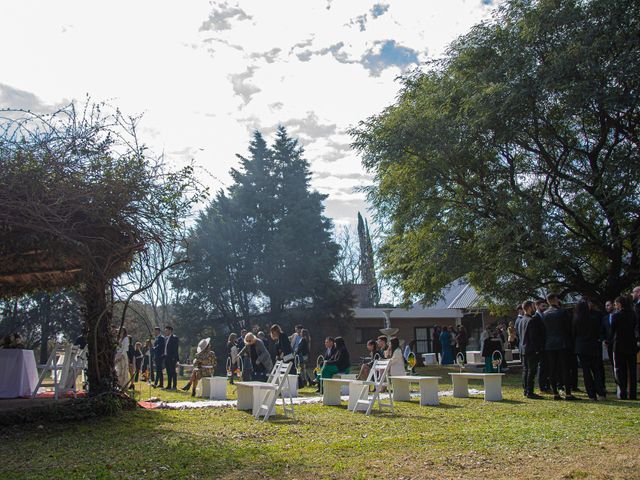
[0,349,38,398]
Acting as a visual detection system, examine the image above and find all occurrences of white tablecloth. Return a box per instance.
[0,349,39,398]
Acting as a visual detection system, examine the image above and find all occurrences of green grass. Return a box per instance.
[1,366,638,479]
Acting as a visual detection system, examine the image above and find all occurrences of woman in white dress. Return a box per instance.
[386,337,406,377]
[115,327,130,388]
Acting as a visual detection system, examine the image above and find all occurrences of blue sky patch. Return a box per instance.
[361,40,419,75]
[370,4,390,18]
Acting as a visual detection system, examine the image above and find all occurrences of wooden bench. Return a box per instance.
[449,372,505,401]
[389,375,441,406]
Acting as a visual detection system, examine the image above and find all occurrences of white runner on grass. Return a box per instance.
[148,389,485,410]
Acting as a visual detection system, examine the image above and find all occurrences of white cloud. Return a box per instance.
[0,0,500,228]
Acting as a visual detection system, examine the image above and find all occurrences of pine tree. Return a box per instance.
[357,212,379,307]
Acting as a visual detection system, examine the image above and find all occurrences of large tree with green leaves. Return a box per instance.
[175,127,350,339]
[352,0,640,305]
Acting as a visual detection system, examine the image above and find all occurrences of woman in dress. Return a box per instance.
[320,336,351,387]
[439,327,453,365]
[115,327,130,388]
[182,338,217,396]
[227,333,239,384]
[387,337,406,377]
[357,339,377,380]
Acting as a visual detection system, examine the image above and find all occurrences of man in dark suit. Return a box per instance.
[543,294,576,400]
[164,325,179,390]
[520,300,546,399]
[152,327,165,388]
[533,299,550,392]
[574,300,607,400]
[601,300,615,380]
[611,296,638,400]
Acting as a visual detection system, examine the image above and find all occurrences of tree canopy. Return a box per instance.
[173,127,352,342]
[0,102,203,394]
[351,0,640,305]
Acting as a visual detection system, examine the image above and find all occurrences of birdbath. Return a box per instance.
[380,308,398,337]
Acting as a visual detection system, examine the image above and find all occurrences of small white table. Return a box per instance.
[465,351,483,364]
[0,350,38,398]
[235,381,276,416]
[335,373,357,394]
[390,375,441,406]
[283,374,299,397]
[199,376,227,400]
[322,378,368,410]
[421,353,437,365]
[449,373,505,401]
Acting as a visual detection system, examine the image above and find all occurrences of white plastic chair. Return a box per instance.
[353,358,394,415]
[254,361,295,421]
[32,343,77,399]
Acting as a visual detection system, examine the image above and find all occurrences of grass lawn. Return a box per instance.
[1,366,638,479]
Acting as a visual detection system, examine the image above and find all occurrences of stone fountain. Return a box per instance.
[379,308,399,337]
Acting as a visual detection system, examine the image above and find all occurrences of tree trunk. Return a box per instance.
[83,280,116,396]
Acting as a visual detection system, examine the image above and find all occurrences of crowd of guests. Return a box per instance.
[227,324,313,386]
[516,288,639,401]
[433,325,469,365]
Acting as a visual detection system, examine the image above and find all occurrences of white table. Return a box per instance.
[0,349,38,398]
[322,378,369,411]
[235,381,276,416]
[449,373,505,401]
[465,351,483,364]
[421,353,437,365]
[198,376,227,400]
[282,374,299,397]
[335,373,357,394]
[390,375,441,406]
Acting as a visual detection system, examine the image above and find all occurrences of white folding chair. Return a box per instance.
[32,343,76,399]
[254,361,295,421]
[266,360,283,383]
[353,358,394,415]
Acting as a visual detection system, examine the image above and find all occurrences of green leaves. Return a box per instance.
[352,0,640,305]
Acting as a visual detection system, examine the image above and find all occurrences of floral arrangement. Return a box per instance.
[0,332,25,349]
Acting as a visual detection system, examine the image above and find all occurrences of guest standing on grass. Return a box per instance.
[227,333,240,384]
[164,325,179,391]
[611,296,638,400]
[239,333,273,382]
[534,299,551,393]
[456,326,468,363]
[433,326,442,363]
[602,299,616,379]
[543,294,576,400]
[439,327,453,365]
[133,341,144,383]
[152,327,165,388]
[573,300,606,401]
[519,300,545,399]
[295,329,312,387]
[270,324,295,363]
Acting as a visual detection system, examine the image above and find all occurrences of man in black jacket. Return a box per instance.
[574,300,606,400]
[534,299,550,392]
[152,327,165,388]
[601,300,615,376]
[519,301,545,399]
[543,294,576,400]
[164,325,179,390]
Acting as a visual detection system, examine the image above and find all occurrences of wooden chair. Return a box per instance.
[352,358,394,415]
[254,361,295,421]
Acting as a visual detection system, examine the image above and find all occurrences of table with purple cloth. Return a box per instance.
[0,349,38,398]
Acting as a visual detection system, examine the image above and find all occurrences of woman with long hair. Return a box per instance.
[227,333,239,384]
[387,337,405,377]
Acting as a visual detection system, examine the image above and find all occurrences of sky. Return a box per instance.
[0,0,499,228]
